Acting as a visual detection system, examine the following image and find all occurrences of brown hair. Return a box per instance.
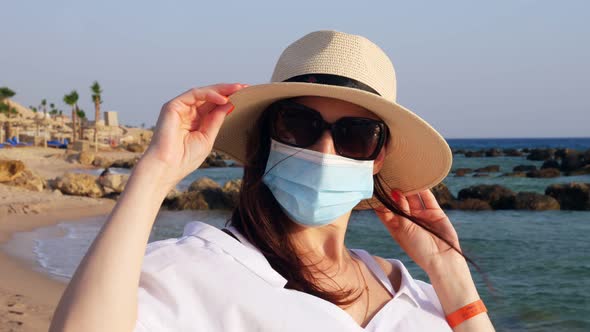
[228,101,482,306]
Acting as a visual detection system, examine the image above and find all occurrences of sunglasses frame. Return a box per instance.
[266,99,388,161]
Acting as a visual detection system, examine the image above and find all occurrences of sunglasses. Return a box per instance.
[266,100,388,160]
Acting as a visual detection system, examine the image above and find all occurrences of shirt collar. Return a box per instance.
[388,259,427,309]
[183,222,427,309]
[183,221,288,288]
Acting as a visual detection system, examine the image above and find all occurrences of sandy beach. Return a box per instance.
[0,147,131,331]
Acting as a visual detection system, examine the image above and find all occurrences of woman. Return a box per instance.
[50,31,495,331]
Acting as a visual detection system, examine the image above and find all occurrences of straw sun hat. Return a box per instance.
[214,30,452,209]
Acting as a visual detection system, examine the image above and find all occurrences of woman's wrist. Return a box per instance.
[427,258,481,314]
[129,155,179,201]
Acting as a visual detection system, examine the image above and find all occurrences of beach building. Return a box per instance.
[104,111,118,127]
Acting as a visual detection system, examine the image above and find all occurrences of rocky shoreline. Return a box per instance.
[452,147,590,177]
[2,146,589,212]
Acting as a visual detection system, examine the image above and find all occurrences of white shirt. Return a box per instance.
[134,221,452,331]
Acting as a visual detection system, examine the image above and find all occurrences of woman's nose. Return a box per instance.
[308,130,337,155]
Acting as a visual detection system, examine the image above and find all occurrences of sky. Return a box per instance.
[1,0,588,138]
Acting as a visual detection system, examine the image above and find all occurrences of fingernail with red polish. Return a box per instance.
[226,105,235,115]
[391,190,400,202]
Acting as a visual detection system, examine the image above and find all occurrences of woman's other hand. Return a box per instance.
[374,189,462,277]
[142,83,247,190]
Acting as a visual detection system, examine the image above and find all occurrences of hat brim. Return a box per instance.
[214,82,452,210]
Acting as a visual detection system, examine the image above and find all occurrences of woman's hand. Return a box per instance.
[141,83,247,191]
[374,189,463,277]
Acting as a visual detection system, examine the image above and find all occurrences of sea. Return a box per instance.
[2,137,589,332]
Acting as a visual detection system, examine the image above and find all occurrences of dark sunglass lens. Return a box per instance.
[333,119,383,159]
[272,107,320,147]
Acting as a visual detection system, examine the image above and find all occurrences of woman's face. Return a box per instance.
[291,96,387,175]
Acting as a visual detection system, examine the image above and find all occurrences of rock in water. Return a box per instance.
[222,179,242,208]
[513,165,537,172]
[454,168,473,177]
[545,183,590,210]
[465,151,484,158]
[514,192,560,210]
[526,168,560,178]
[559,151,586,172]
[457,184,516,209]
[526,148,555,161]
[485,148,503,157]
[450,199,492,211]
[188,177,221,192]
[475,165,500,173]
[171,191,210,210]
[540,159,559,170]
[569,165,590,176]
[98,174,130,193]
[502,172,527,177]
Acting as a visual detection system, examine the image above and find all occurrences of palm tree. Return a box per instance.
[0,87,16,142]
[41,99,47,117]
[77,109,86,139]
[63,90,79,142]
[91,81,102,151]
[30,106,40,138]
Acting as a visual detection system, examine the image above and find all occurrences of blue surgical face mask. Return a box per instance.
[262,139,374,227]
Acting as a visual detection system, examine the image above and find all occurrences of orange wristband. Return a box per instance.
[445,299,487,328]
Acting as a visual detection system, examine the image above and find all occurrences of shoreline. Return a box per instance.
[0,200,115,332]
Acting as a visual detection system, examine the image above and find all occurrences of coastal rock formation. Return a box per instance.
[92,156,112,168]
[170,191,210,210]
[55,173,103,198]
[169,177,232,210]
[514,192,560,210]
[431,183,454,208]
[0,160,45,191]
[457,185,516,209]
[450,199,492,211]
[222,179,242,208]
[188,177,220,192]
[166,178,242,210]
[569,165,590,176]
[5,169,45,192]
[485,148,503,157]
[526,148,555,161]
[465,151,484,158]
[545,183,590,210]
[560,151,587,172]
[110,157,139,169]
[201,151,228,168]
[503,149,523,156]
[125,143,146,153]
[98,174,129,194]
[513,165,537,172]
[502,172,527,177]
[454,168,473,177]
[475,165,500,173]
[526,168,560,178]
[78,151,95,166]
[0,160,26,182]
[540,159,559,169]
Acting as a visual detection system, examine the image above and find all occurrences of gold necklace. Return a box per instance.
[351,254,369,325]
